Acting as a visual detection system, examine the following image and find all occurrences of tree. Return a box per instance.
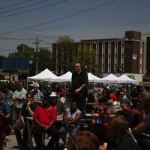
[9,44,34,58]
[115,65,124,75]
[73,47,96,73]
[8,44,52,75]
[38,48,52,71]
[55,36,76,74]
[54,36,96,74]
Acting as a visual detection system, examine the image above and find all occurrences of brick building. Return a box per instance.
[52,31,144,77]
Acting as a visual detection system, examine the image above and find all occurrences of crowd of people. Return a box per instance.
[0,62,150,150]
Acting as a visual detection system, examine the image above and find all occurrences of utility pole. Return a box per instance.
[33,37,40,74]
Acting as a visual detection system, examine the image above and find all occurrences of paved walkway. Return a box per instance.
[5,134,21,150]
[4,133,64,150]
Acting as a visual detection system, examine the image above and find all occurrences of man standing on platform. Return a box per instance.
[71,62,88,115]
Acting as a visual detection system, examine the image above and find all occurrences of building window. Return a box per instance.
[115,43,118,48]
[121,42,124,48]
[115,53,117,58]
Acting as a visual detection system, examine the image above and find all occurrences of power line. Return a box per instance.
[0,0,33,9]
[0,0,117,35]
[0,0,55,14]
[0,0,68,19]
[0,37,35,40]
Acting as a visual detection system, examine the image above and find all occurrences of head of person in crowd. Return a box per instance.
[102,88,110,97]
[139,86,150,96]
[70,101,79,113]
[26,92,34,104]
[120,98,132,114]
[74,62,82,73]
[106,115,129,140]
[66,131,100,150]
[17,81,24,90]
[49,92,58,106]
[118,90,125,102]
[41,94,50,108]
[98,88,110,103]
[33,82,40,92]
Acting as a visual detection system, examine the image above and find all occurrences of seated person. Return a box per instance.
[66,130,100,150]
[120,98,141,129]
[59,101,82,145]
[14,92,39,150]
[32,95,60,150]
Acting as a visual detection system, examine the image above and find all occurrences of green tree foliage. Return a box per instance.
[38,48,52,71]
[73,47,96,73]
[55,36,96,74]
[9,44,34,58]
[115,65,124,75]
[8,44,52,74]
[55,36,76,73]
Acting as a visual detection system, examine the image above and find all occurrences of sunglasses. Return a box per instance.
[27,97,32,98]
[74,66,79,68]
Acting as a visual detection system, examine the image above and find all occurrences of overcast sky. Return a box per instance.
[0,0,150,56]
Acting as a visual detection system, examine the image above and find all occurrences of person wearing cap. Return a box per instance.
[30,82,44,103]
[12,81,27,125]
[32,94,60,150]
[50,92,65,119]
[120,98,141,129]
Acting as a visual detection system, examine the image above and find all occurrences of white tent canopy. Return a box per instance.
[88,72,102,83]
[117,74,138,84]
[27,68,58,81]
[54,72,102,83]
[101,74,119,83]
[56,71,72,82]
[28,69,137,84]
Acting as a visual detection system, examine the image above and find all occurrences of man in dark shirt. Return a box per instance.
[14,93,38,150]
[71,62,88,115]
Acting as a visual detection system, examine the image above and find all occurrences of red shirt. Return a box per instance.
[33,105,57,126]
